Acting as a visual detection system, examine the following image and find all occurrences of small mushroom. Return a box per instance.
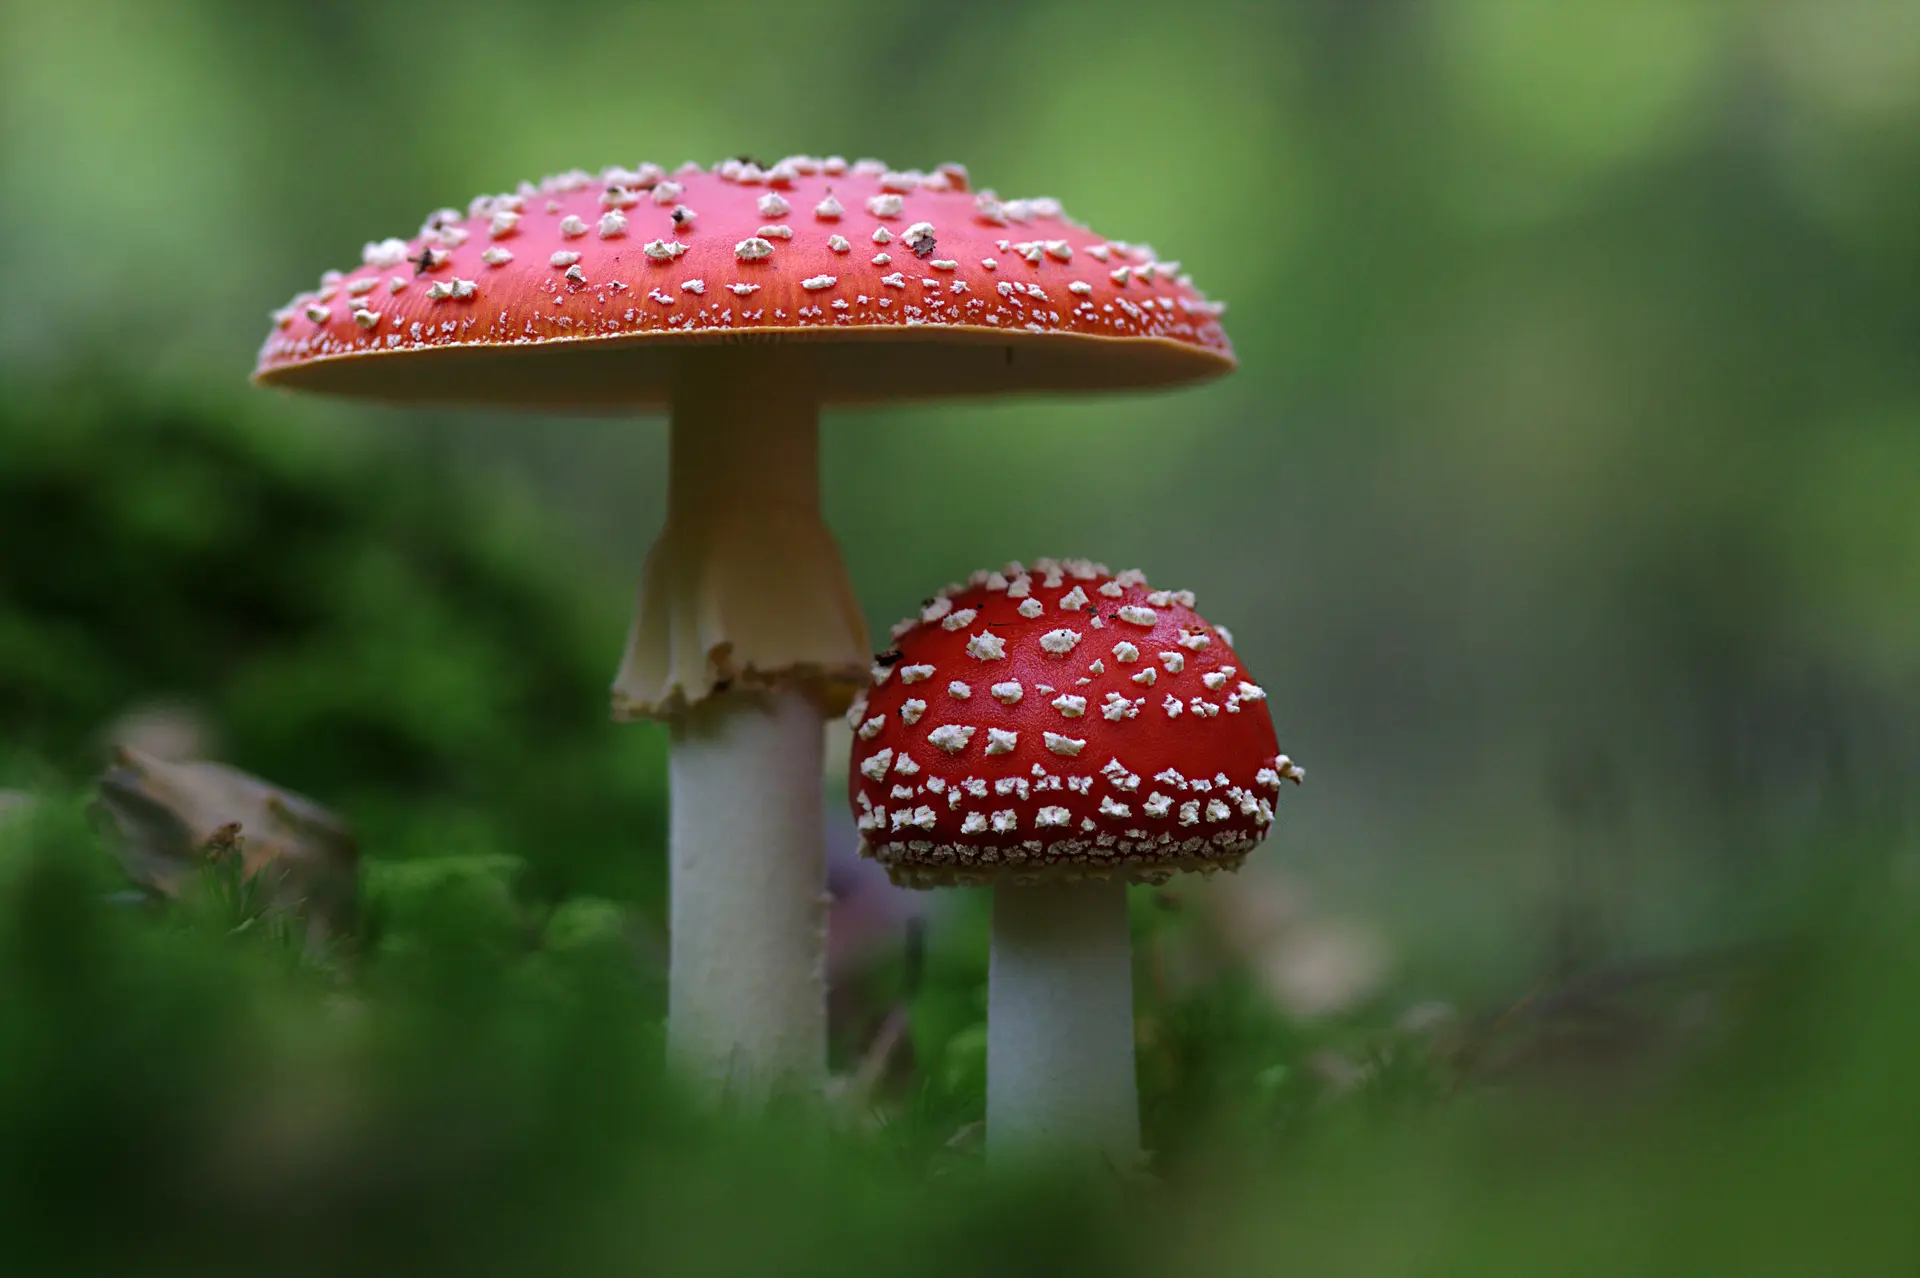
[846,560,1300,1164]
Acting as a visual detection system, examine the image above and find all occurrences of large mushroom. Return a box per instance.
[847,559,1302,1164]
[255,158,1234,1104]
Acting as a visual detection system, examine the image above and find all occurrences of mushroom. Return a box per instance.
[847,559,1302,1164]
[254,159,1235,1106]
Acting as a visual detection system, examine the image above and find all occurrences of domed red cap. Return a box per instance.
[846,559,1302,888]
[254,158,1233,409]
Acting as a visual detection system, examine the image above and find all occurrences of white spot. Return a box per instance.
[643,239,688,260]
[1178,630,1211,650]
[651,180,684,205]
[735,237,775,261]
[1044,733,1086,757]
[1069,281,1093,295]
[597,210,628,238]
[1158,651,1185,674]
[993,810,1021,833]
[1190,699,1221,718]
[961,812,988,835]
[858,715,886,740]
[1017,598,1044,619]
[388,276,407,293]
[880,272,906,288]
[860,749,894,781]
[565,265,586,283]
[1203,672,1228,691]
[1147,589,1196,607]
[1039,628,1083,655]
[352,308,380,329]
[986,728,1019,755]
[871,253,892,266]
[930,259,957,270]
[757,192,791,217]
[1102,693,1142,721]
[1112,641,1139,663]
[551,251,582,267]
[894,753,920,776]
[866,193,904,218]
[1162,695,1183,717]
[898,664,935,683]
[1035,807,1072,829]
[1131,668,1157,687]
[480,247,513,266]
[1058,586,1089,611]
[758,225,794,240]
[815,193,845,219]
[1088,659,1106,676]
[948,681,972,699]
[802,274,837,290]
[1099,797,1132,819]
[1206,799,1232,823]
[304,304,331,323]
[1051,694,1087,718]
[901,221,937,256]
[828,235,851,253]
[1045,240,1073,261]
[1117,605,1157,627]
[1111,266,1131,285]
[901,699,927,725]
[559,215,589,238]
[1007,575,1031,598]
[872,227,893,243]
[942,608,978,631]
[363,238,410,268]
[682,279,706,295]
[990,682,1024,705]
[1142,793,1173,819]
[928,724,975,754]
[1237,681,1267,701]
[964,778,989,797]
[729,283,761,296]
[1178,800,1201,827]
[965,631,1006,660]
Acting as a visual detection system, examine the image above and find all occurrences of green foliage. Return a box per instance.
[2,795,1919,1275]
[0,381,668,907]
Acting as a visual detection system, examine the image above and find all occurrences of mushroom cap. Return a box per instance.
[255,158,1234,409]
[846,559,1301,889]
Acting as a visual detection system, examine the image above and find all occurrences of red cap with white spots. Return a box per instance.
[847,558,1302,889]
[255,157,1233,407]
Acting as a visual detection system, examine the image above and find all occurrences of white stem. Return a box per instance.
[668,688,827,1102]
[611,351,867,1107]
[988,878,1141,1166]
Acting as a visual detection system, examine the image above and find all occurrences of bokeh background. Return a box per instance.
[3,0,1918,1273]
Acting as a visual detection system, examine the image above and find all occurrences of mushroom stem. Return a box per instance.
[988,878,1141,1166]
[615,349,865,1106]
[668,689,828,1102]
[613,350,867,717]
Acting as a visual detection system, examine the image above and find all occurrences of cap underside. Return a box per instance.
[253,324,1234,410]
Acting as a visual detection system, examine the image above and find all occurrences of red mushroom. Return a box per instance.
[847,558,1302,1164]
[255,158,1234,1107]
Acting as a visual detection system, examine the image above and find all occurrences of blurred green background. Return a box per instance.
[2,0,1918,1273]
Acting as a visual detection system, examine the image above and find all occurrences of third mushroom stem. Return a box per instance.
[614,347,868,1105]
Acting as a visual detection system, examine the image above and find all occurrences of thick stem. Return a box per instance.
[612,349,868,1106]
[668,689,828,1102]
[988,879,1142,1166]
[612,349,867,718]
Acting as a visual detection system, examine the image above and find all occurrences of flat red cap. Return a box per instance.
[846,558,1302,888]
[256,157,1233,407]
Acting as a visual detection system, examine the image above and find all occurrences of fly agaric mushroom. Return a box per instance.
[847,558,1302,1164]
[254,158,1234,1106]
